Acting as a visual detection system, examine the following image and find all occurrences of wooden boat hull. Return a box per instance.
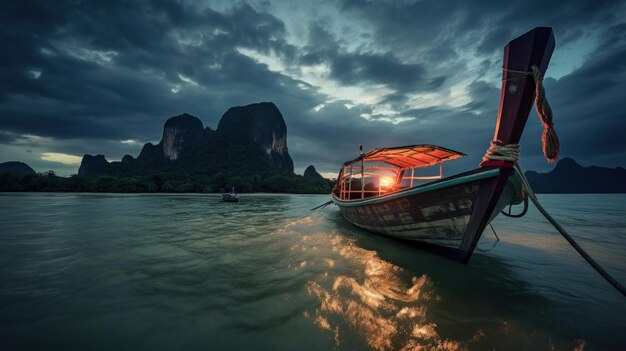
[331,27,555,263]
[332,167,523,262]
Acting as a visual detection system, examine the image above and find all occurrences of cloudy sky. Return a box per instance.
[1,0,625,177]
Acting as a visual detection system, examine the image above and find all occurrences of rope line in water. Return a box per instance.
[513,161,625,297]
[310,200,333,211]
[484,140,625,297]
[489,224,500,241]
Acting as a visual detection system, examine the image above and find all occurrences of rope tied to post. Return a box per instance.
[504,65,560,163]
[482,140,520,164]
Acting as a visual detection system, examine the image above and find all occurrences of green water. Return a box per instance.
[0,193,624,350]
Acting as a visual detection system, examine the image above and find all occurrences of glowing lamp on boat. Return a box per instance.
[379,176,395,188]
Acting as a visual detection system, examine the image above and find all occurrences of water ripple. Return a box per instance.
[0,193,624,350]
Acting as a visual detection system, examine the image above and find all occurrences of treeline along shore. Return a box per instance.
[0,171,333,194]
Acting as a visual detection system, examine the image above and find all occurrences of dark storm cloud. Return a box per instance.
[281,94,497,176]
[335,0,626,171]
[339,0,622,56]
[0,0,300,142]
[300,23,447,94]
[0,0,625,175]
[329,52,445,91]
[0,131,18,144]
[460,80,500,115]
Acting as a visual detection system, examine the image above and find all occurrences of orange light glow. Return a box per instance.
[379,176,394,188]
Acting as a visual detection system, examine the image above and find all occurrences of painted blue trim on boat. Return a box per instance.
[332,168,501,207]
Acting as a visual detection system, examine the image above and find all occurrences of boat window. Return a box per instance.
[337,161,400,200]
[399,169,412,188]
[411,163,443,185]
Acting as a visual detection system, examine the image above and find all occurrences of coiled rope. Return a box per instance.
[482,140,520,164]
[504,65,560,163]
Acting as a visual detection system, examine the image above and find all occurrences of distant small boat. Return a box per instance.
[331,27,556,263]
[222,187,239,203]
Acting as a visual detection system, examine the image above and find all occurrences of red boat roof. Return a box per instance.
[346,144,466,168]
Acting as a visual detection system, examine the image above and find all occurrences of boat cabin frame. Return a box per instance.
[334,144,466,201]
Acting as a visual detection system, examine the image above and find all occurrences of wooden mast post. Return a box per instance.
[458,27,556,263]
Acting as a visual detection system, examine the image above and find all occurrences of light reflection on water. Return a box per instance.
[0,193,623,350]
[307,277,437,350]
[291,215,587,351]
[301,233,445,350]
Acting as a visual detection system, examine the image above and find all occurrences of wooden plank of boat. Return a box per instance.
[333,167,523,258]
[331,27,555,263]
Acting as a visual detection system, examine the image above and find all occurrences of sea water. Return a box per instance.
[0,193,624,350]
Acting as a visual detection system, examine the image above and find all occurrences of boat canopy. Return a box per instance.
[334,145,466,200]
[345,144,466,168]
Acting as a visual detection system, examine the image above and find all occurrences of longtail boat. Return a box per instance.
[222,187,239,203]
[331,27,556,263]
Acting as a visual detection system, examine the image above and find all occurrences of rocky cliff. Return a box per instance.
[0,161,36,175]
[78,155,109,176]
[525,158,626,193]
[217,102,293,172]
[161,113,205,160]
[78,102,295,176]
[303,165,324,181]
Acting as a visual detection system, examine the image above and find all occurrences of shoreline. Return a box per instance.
[0,191,330,196]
